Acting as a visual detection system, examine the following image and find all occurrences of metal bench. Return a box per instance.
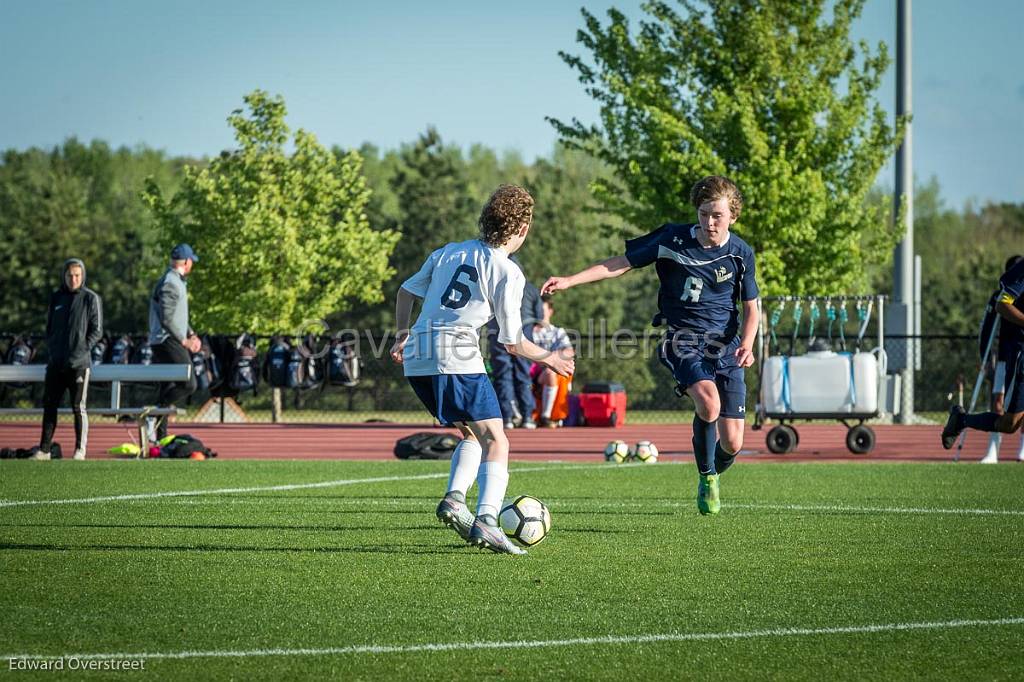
[0,364,193,454]
[0,364,192,411]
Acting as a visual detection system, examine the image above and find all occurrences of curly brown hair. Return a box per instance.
[479,184,534,247]
[690,175,743,219]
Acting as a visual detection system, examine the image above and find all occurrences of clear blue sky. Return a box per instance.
[1,0,1020,208]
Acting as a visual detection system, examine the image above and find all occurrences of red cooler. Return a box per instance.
[579,382,627,427]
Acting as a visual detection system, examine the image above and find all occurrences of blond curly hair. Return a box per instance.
[479,184,534,247]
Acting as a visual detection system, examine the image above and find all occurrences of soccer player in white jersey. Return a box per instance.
[390,185,574,554]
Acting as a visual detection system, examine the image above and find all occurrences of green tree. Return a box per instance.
[0,140,185,335]
[552,0,906,295]
[144,90,398,335]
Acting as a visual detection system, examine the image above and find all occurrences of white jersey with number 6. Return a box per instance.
[400,239,525,376]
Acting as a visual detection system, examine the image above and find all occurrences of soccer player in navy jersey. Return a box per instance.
[542,176,759,515]
[943,257,1024,450]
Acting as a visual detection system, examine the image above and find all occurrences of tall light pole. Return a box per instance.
[891,0,915,423]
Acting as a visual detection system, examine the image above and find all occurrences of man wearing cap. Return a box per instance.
[148,244,201,439]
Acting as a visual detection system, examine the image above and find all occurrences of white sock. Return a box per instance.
[446,439,482,498]
[1018,433,1024,460]
[984,432,1002,459]
[541,386,558,419]
[476,460,509,520]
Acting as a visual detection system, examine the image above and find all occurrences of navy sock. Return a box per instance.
[692,415,718,475]
[964,412,1000,432]
[714,442,736,474]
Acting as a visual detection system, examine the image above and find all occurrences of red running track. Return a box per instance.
[1,420,1018,463]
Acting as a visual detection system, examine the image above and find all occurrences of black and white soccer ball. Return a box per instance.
[632,440,659,464]
[604,439,631,464]
[499,495,552,547]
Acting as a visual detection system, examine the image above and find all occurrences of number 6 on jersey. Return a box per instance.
[442,265,479,310]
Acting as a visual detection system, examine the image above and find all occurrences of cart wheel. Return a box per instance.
[846,425,875,454]
[766,425,797,454]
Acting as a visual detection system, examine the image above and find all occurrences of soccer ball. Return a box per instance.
[499,495,552,548]
[633,440,659,464]
[604,440,631,464]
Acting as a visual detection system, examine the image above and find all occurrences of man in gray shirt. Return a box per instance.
[149,243,201,439]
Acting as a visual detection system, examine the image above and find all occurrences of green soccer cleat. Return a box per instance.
[697,474,721,516]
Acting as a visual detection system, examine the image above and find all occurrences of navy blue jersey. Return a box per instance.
[997,259,1024,356]
[625,223,758,341]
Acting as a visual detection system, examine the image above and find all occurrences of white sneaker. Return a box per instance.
[503,421,516,430]
[72,449,86,461]
[979,452,998,464]
[30,450,51,460]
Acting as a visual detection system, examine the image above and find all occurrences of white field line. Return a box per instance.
[5,617,1023,663]
[730,502,1024,516]
[603,499,1024,517]
[3,462,1022,517]
[0,462,646,509]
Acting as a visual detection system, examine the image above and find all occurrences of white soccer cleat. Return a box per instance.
[979,452,998,464]
[30,450,51,460]
[468,517,527,555]
[435,496,474,541]
[72,449,86,461]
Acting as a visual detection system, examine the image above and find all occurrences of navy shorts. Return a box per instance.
[407,373,503,426]
[658,337,747,419]
[1004,353,1024,414]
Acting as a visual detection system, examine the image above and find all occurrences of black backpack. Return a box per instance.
[202,336,221,388]
[1,443,62,459]
[132,340,153,365]
[5,336,36,388]
[230,333,260,394]
[264,336,292,388]
[159,434,216,459]
[109,335,133,364]
[393,432,460,460]
[287,335,321,390]
[190,336,221,392]
[327,334,359,387]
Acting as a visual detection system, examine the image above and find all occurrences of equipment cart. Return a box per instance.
[752,295,898,455]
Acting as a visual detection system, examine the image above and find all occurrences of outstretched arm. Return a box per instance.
[389,287,420,364]
[503,337,575,377]
[541,255,632,296]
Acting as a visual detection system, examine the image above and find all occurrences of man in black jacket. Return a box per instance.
[36,258,103,460]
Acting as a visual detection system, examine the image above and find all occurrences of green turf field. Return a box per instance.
[2,459,1023,680]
